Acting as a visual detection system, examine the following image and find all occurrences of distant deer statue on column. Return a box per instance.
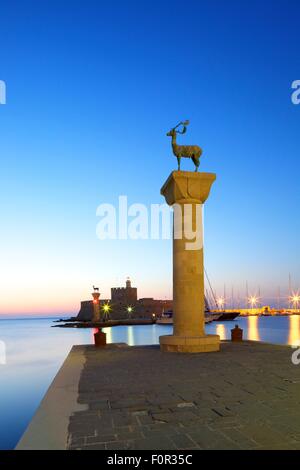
[167,120,202,171]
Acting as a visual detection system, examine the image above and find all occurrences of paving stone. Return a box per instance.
[136,414,154,425]
[86,434,116,444]
[219,427,258,449]
[239,424,291,446]
[110,398,148,409]
[105,440,135,450]
[81,443,106,450]
[142,426,180,438]
[67,436,85,446]
[133,436,177,450]
[211,406,235,417]
[184,425,225,449]
[177,402,195,408]
[115,430,144,441]
[208,416,240,429]
[170,434,197,449]
[132,410,148,416]
[94,425,115,436]
[111,412,134,427]
[151,412,175,423]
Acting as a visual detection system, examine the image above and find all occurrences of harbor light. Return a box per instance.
[247,294,261,310]
[102,303,111,321]
[217,297,225,309]
[290,292,300,309]
[248,295,258,308]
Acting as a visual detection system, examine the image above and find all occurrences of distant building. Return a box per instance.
[76,278,173,321]
[137,297,173,317]
[111,277,138,305]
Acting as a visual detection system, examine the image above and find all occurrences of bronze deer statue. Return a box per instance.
[167,120,202,171]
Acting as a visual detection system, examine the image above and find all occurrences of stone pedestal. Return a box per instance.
[92,292,101,322]
[159,171,220,353]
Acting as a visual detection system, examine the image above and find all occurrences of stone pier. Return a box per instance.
[159,171,220,353]
[16,342,300,450]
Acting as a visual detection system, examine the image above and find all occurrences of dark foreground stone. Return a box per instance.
[67,342,300,450]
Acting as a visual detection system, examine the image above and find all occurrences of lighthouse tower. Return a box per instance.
[92,287,101,322]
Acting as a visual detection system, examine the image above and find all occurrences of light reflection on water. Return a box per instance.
[0,315,300,450]
[215,323,226,340]
[127,326,134,346]
[288,315,300,346]
[247,316,260,342]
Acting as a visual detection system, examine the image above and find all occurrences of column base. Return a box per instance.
[159,334,220,353]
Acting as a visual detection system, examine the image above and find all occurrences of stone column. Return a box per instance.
[92,291,101,322]
[159,171,220,353]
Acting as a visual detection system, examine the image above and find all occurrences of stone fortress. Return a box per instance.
[111,278,138,305]
[76,278,173,321]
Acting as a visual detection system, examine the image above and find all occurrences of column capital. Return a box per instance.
[161,171,216,206]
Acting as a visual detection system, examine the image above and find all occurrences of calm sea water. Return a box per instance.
[1,315,300,450]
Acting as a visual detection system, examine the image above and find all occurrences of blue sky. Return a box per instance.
[0,0,299,314]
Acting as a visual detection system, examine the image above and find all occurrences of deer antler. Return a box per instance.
[173,120,190,133]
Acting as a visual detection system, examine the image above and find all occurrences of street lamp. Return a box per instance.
[127,306,133,317]
[290,292,300,311]
[248,295,258,309]
[102,303,111,321]
[217,297,225,311]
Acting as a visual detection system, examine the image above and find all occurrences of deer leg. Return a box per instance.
[192,156,200,172]
[177,156,181,171]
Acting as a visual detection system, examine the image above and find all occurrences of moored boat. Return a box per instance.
[156,317,173,325]
[157,309,215,324]
[215,311,240,321]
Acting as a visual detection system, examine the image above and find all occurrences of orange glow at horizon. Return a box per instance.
[0,276,171,316]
